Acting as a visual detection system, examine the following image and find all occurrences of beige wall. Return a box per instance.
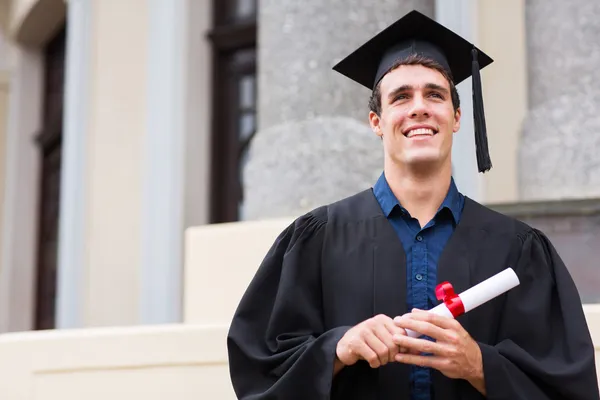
[84,0,215,326]
[84,0,148,326]
[184,218,293,325]
[478,0,528,203]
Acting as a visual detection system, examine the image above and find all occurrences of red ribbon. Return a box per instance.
[435,282,465,318]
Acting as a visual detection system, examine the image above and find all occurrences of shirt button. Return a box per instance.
[416,235,423,241]
[415,274,423,281]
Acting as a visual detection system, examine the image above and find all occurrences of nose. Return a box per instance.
[408,93,430,118]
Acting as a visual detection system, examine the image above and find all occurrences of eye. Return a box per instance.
[393,94,408,102]
[429,92,444,99]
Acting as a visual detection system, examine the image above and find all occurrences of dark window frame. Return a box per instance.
[208,0,257,223]
[34,25,66,330]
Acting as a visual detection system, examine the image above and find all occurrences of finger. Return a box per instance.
[394,316,449,341]
[373,323,400,360]
[391,314,413,350]
[409,309,463,331]
[392,334,454,357]
[363,331,389,366]
[352,338,381,368]
[385,317,407,336]
[382,318,408,354]
[395,353,449,371]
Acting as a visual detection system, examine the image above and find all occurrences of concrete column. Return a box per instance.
[84,0,149,326]
[140,0,187,324]
[56,0,92,329]
[243,1,434,220]
[435,0,481,201]
[478,0,527,204]
[140,0,213,325]
[85,0,212,326]
[519,0,600,200]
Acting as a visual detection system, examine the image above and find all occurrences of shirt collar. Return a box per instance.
[373,172,400,217]
[373,172,464,223]
[440,177,463,224]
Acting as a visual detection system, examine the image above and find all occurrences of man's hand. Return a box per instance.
[335,314,407,373]
[391,309,486,395]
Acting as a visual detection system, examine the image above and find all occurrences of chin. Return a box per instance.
[401,151,443,166]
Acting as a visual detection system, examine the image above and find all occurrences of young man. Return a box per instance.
[227,10,599,400]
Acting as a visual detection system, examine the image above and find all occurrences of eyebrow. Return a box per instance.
[387,83,450,101]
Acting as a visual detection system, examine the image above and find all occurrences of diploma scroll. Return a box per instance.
[405,268,520,338]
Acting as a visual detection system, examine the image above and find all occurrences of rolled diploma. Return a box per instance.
[406,268,520,338]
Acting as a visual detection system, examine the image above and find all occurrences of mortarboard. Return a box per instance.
[333,10,494,173]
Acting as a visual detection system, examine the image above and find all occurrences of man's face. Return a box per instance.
[369,64,460,172]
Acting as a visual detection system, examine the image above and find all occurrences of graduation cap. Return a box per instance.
[333,10,494,173]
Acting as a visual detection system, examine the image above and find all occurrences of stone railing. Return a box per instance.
[0,324,235,399]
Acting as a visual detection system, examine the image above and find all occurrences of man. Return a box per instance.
[227,10,599,400]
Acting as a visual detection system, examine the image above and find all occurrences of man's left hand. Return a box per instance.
[392,309,486,395]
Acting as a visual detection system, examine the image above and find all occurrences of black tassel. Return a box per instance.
[471,48,492,173]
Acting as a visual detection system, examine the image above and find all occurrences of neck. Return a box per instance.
[384,160,452,228]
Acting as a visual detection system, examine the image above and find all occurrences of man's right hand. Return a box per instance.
[335,314,407,373]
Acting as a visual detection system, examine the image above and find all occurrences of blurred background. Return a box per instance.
[0,0,597,398]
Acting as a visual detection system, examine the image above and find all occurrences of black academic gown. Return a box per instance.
[227,190,599,400]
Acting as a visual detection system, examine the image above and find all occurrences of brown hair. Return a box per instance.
[368,54,460,115]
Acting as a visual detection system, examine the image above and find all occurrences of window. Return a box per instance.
[208,0,258,223]
[34,25,66,330]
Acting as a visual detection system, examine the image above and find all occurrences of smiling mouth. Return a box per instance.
[404,127,437,138]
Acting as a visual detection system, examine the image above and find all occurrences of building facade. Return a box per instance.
[0,0,597,335]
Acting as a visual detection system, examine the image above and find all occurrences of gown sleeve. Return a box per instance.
[479,228,600,400]
[226,209,352,400]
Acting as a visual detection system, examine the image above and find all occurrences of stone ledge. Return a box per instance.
[486,197,600,218]
[485,197,600,304]
[0,324,236,399]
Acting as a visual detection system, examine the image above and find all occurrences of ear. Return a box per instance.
[453,107,461,133]
[369,111,383,138]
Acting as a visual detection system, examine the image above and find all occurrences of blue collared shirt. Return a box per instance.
[373,172,465,400]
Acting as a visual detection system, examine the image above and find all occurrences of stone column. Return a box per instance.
[140,0,187,325]
[519,0,600,200]
[243,1,434,220]
[56,0,93,329]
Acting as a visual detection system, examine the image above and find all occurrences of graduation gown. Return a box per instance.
[227,189,599,400]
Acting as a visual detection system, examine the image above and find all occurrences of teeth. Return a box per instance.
[407,128,434,137]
